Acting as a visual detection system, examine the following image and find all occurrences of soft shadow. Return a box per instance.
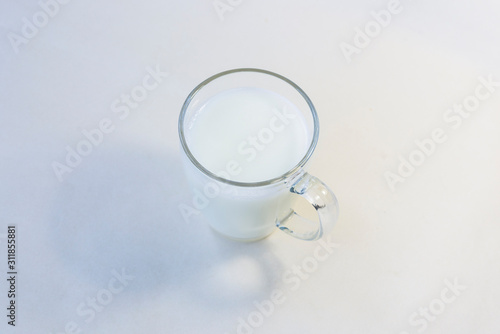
[48,142,283,307]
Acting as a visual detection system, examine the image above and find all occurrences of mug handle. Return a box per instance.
[276,172,339,241]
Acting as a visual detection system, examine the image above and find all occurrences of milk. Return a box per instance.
[183,87,311,240]
[186,87,310,182]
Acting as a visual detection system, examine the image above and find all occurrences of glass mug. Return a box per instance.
[178,68,339,241]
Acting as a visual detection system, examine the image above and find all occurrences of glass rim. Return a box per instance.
[178,68,319,187]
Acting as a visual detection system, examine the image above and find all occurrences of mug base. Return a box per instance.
[208,225,275,243]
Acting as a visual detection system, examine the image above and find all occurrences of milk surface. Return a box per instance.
[186,87,310,183]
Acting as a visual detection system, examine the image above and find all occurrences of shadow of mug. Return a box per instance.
[47,143,284,308]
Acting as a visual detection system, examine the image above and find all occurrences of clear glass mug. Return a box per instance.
[178,68,339,241]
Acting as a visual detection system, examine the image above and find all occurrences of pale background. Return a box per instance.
[1,1,499,333]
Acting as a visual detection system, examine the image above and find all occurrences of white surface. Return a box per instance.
[1,1,499,333]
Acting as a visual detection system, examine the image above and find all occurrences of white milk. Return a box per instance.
[183,87,311,240]
[186,87,310,182]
